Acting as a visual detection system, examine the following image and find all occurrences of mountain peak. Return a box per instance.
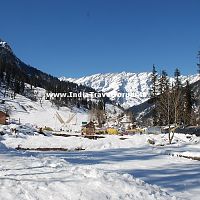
[60,72,199,108]
[0,38,13,53]
[60,72,153,108]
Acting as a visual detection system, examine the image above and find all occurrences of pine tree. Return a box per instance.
[172,68,184,125]
[157,70,169,125]
[149,64,158,125]
[197,51,200,79]
[174,68,181,89]
[158,70,168,94]
[183,80,193,125]
[20,81,25,94]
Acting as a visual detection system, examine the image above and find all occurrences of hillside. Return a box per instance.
[0,38,98,109]
[128,78,200,125]
[0,38,124,129]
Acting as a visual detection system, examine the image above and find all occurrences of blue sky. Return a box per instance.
[0,0,200,77]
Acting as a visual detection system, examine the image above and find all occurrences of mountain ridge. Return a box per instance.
[60,72,199,108]
[0,38,99,109]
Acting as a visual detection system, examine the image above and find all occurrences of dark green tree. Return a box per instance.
[183,80,194,125]
[149,64,158,125]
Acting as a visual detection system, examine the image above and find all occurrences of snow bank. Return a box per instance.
[2,125,200,152]
[2,134,150,150]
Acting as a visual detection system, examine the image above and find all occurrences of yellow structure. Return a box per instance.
[126,128,145,134]
[107,128,119,135]
[95,129,107,134]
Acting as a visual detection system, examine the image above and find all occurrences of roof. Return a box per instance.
[0,106,9,116]
[0,109,6,114]
[84,121,95,128]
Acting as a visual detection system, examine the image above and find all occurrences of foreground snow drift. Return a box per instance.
[1,127,200,199]
[0,150,177,200]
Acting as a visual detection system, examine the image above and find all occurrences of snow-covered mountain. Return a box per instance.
[60,72,152,108]
[60,72,199,108]
[0,38,13,53]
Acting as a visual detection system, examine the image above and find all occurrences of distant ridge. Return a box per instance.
[60,72,199,108]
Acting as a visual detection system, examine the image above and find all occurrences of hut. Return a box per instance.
[0,110,9,125]
[82,121,95,135]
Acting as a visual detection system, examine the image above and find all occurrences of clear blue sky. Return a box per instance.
[0,0,200,77]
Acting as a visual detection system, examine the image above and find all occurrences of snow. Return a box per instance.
[0,38,13,52]
[2,134,147,150]
[0,136,177,200]
[0,85,123,132]
[0,138,8,152]
[0,41,6,46]
[60,72,152,108]
[1,125,200,199]
[1,37,200,200]
[0,87,89,131]
[0,80,200,199]
[60,72,199,108]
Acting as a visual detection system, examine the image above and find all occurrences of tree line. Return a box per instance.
[0,54,109,113]
[149,65,198,127]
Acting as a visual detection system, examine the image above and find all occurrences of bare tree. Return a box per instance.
[157,84,175,144]
[37,94,44,107]
[89,106,106,128]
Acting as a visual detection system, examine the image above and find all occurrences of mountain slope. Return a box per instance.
[128,78,200,125]
[0,38,99,109]
[0,38,124,128]
[0,38,96,93]
[60,72,199,108]
[60,72,152,108]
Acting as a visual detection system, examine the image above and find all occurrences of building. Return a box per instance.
[0,110,9,125]
[107,128,119,135]
[81,121,95,135]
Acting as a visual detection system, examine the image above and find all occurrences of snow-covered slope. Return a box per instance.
[0,84,123,132]
[0,86,89,132]
[60,72,199,108]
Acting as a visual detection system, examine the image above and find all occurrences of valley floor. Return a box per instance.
[1,131,200,200]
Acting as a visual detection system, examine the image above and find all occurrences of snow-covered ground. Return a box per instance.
[1,125,200,200]
[0,135,178,200]
[1,86,200,200]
